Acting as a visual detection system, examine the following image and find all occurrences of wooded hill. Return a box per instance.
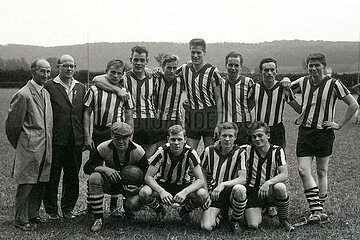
[0,40,358,73]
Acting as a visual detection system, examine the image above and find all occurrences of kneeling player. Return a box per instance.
[243,121,294,232]
[200,122,247,233]
[83,122,148,232]
[139,125,208,223]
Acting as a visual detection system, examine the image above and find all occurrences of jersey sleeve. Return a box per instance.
[124,90,135,110]
[188,149,200,167]
[275,147,287,167]
[83,86,95,108]
[290,77,303,94]
[211,67,222,88]
[149,147,164,170]
[334,79,350,100]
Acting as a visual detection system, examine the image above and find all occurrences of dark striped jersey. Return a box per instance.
[291,76,350,129]
[121,71,156,119]
[249,81,295,126]
[201,145,246,188]
[177,63,222,109]
[244,144,287,188]
[149,143,200,185]
[154,75,184,121]
[220,76,254,123]
[84,82,134,127]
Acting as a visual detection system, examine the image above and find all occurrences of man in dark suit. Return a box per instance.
[5,59,53,230]
[43,54,86,220]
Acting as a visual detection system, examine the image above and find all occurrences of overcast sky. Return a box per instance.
[1,0,359,47]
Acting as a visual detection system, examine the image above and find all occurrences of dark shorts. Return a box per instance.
[245,187,274,209]
[157,120,182,142]
[156,181,190,200]
[92,125,112,146]
[184,105,217,139]
[296,125,335,157]
[210,187,233,210]
[133,118,160,145]
[269,122,286,149]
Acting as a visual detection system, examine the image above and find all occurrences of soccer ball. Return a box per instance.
[120,165,144,186]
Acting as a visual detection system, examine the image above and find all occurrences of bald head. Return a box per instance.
[57,54,76,81]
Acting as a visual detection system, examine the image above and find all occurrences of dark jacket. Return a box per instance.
[44,76,86,146]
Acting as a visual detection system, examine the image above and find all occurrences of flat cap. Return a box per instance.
[111,122,133,136]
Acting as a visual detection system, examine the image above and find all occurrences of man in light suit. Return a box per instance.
[43,54,86,220]
[5,59,53,231]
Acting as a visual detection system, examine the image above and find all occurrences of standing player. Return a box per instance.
[242,121,294,232]
[83,122,148,232]
[93,46,158,159]
[248,57,301,149]
[177,38,223,150]
[219,51,254,145]
[84,59,134,150]
[139,125,207,224]
[83,59,135,215]
[200,122,248,233]
[153,54,185,145]
[290,53,358,223]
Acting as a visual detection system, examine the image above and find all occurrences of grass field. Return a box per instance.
[0,88,359,240]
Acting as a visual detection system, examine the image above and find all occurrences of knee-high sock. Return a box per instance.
[305,186,323,213]
[231,198,247,222]
[181,199,201,215]
[275,196,289,221]
[89,194,104,219]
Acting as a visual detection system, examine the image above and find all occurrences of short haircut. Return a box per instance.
[306,52,326,67]
[225,51,243,66]
[259,58,278,71]
[249,121,270,135]
[106,59,125,70]
[168,124,186,137]
[131,46,149,58]
[30,58,47,71]
[217,122,238,137]
[162,54,179,68]
[57,54,75,65]
[189,38,206,52]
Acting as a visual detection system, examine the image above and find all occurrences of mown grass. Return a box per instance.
[0,88,359,240]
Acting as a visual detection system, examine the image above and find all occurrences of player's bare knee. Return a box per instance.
[232,184,247,200]
[317,168,328,178]
[138,185,153,202]
[89,172,102,185]
[298,166,311,179]
[273,183,287,199]
[196,188,209,204]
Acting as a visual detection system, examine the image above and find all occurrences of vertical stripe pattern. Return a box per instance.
[249,81,294,127]
[154,76,184,121]
[84,85,134,126]
[220,76,254,123]
[121,71,156,119]
[245,144,287,188]
[149,143,200,185]
[178,63,222,109]
[291,76,350,129]
[201,146,246,187]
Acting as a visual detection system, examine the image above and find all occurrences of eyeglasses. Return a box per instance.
[59,64,76,69]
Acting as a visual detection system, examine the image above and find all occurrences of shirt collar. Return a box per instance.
[53,75,79,89]
[30,79,44,93]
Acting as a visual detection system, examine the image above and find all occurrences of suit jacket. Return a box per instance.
[5,81,53,184]
[44,76,86,146]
